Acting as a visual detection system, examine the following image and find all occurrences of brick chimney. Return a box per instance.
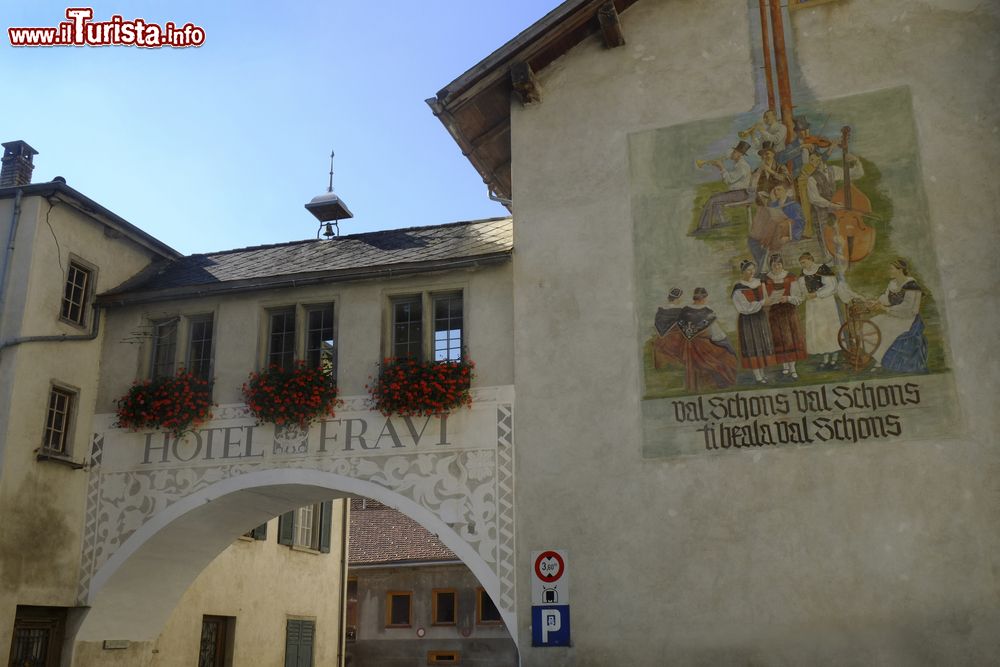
[1,140,39,187]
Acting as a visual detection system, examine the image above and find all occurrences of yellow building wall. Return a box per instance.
[72,510,347,666]
[0,193,162,657]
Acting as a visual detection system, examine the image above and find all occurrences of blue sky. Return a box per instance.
[1,2,550,254]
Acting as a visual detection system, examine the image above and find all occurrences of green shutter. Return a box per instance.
[299,620,314,666]
[251,522,267,541]
[319,500,333,553]
[284,619,299,667]
[285,619,315,667]
[278,511,295,546]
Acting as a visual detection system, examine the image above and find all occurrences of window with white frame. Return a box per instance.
[432,292,463,361]
[391,296,423,359]
[263,304,336,377]
[295,505,318,549]
[278,501,333,552]
[150,318,179,378]
[60,259,93,326]
[42,385,76,455]
[304,304,336,374]
[267,308,296,369]
[389,290,464,361]
[186,315,214,380]
[147,314,215,382]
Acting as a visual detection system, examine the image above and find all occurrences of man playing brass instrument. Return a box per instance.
[740,109,786,154]
[695,140,752,233]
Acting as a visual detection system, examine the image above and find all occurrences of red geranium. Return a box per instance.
[115,370,213,437]
[368,357,474,418]
[242,362,339,428]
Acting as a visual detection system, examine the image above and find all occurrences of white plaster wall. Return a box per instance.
[509,0,999,663]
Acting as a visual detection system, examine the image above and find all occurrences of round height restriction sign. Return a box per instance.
[533,550,565,583]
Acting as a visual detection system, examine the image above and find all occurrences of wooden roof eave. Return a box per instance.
[427,0,638,205]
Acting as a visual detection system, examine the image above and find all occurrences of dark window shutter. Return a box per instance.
[278,511,295,546]
[285,619,315,667]
[284,620,299,667]
[318,500,332,553]
[251,522,267,541]
[299,620,314,666]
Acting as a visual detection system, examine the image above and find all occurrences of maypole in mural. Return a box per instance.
[631,0,956,458]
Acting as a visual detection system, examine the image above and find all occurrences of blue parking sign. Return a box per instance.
[531,605,571,646]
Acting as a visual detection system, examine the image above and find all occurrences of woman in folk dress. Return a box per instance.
[868,258,928,373]
[762,254,807,379]
[732,259,777,384]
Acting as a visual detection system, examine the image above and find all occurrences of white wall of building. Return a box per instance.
[508,0,999,663]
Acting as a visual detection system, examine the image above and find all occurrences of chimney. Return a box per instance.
[1,140,39,187]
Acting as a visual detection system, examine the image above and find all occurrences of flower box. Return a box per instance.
[368,357,474,418]
[115,370,213,437]
[242,362,339,428]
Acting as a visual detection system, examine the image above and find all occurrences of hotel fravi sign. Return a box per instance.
[94,390,511,473]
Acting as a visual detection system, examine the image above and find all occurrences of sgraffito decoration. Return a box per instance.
[630,87,959,459]
[77,386,516,617]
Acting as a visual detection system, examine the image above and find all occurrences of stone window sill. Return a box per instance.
[290,544,322,555]
[36,451,86,469]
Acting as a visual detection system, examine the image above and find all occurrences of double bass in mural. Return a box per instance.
[637,3,948,400]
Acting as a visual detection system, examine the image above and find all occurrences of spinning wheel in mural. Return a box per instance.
[838,299,881,371]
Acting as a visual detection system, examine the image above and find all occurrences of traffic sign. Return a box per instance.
[531,605,571,647]
[533,550,565,582]
[531,550,570,605]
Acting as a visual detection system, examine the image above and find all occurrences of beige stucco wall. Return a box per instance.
[0,194,161,657]
[72,510,347,666]
[509,0,999,664]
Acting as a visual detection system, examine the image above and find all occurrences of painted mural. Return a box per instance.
[631,87,959,459]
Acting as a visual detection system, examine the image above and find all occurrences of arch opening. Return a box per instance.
[75,468,517,648]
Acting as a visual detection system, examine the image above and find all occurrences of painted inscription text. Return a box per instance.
[141,414,451,465]
[670,380,922,450]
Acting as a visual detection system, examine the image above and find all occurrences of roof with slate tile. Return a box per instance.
[348,499,457,566]
[98,216,513,306]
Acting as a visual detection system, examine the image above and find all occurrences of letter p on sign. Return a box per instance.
[541,609,561,642]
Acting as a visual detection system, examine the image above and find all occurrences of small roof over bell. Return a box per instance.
[305,191,353,223]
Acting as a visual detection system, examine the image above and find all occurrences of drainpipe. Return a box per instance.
[336,499,350,666]
[0,302,103,354]
[0,189,24,327]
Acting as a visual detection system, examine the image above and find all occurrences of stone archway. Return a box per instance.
[75,388,516,645]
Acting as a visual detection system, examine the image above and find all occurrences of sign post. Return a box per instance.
[530,549,571,647]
